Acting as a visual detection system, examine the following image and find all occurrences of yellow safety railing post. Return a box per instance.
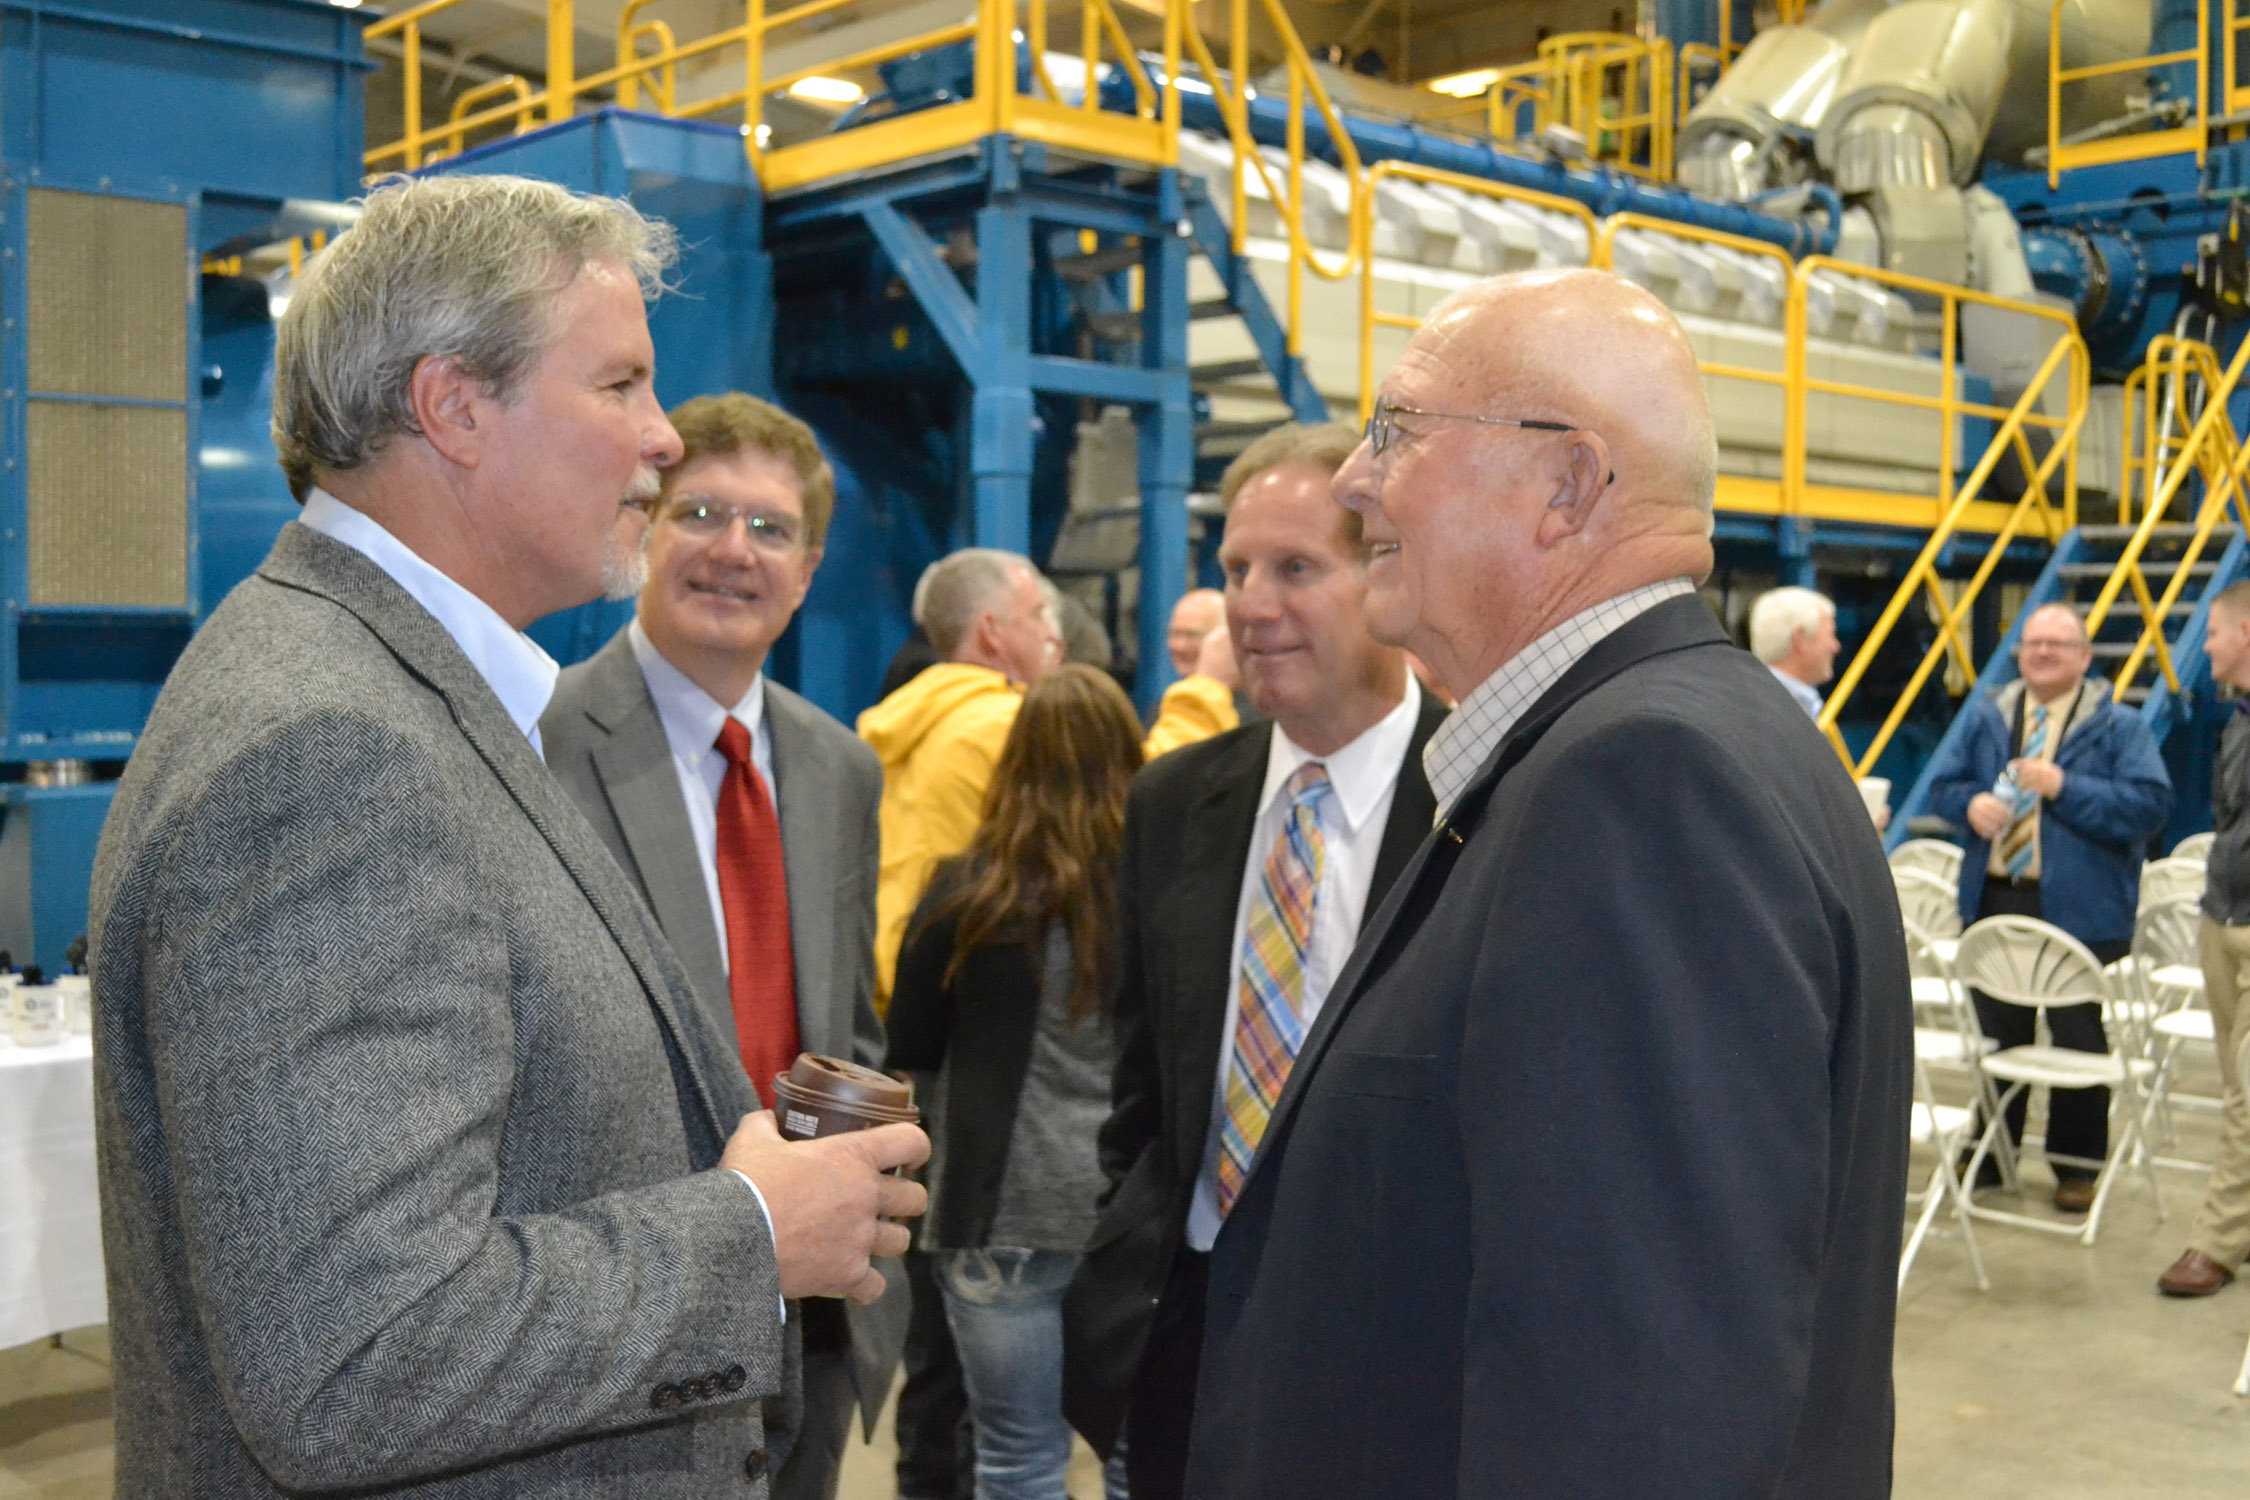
[548,0,575,125]
[405,22,424,168]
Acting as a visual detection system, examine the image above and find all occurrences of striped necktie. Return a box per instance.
[1998,702,2051,880]
[1216,761,1331,1216]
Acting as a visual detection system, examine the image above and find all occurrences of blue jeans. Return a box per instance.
[936,1247,1129,1500]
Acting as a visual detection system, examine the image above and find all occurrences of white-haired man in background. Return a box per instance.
[1750,585,1840,719]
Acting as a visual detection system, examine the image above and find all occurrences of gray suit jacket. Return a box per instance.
[90,523,785,1498]
[540,627,904,1431]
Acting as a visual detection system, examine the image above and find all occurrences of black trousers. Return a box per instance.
[894,1247,974,1500]
[1123,1246,1210,1500]
[769,1301,854,1500]
[1971,876,2123,1181]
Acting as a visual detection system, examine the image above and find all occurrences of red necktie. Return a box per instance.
[714,718,799,1109]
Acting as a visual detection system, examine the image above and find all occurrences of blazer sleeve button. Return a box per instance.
[650,1383,674,1410]
[744,1447,768,1481]
[724,1364,747,1392]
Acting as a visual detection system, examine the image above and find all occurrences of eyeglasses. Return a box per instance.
[1362,399,1577,459]
[2017,637,2087,654]
[660,497,804,553]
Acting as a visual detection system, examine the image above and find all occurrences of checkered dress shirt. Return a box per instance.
[1423,578,1698,822]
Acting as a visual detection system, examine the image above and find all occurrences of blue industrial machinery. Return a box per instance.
[0,0,371,971]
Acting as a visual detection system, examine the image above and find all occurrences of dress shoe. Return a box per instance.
[2052,1177,2096,1214]
[2157,1249,2235,1298]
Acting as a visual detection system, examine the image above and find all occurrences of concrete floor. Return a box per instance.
[8,1059,2247,1498]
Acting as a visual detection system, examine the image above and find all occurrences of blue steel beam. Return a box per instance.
[859,199,982,374]
[972,201,1036,552]
[1135,169,1194,713]
[1184,193,1326,422]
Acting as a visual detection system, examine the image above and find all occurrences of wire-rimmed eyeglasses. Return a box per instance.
[659,497,805,553]
[1361,400,1576,459]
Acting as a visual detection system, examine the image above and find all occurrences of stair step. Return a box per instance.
[1054,243,1142,282]
[1191,297,1234,321]
[2057,561,2219,580]
[1086,310,1140,342]
[1196,418,1280,448]
[2120,685,2153,705]
[2075,524,2214,541]
[1191,358,1272,389]
[2070,600,2198,618]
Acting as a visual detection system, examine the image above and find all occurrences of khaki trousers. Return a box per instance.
[2191,917,2250,1268]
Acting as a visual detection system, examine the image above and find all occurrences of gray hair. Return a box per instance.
[272,173,679,499]
[915,548,1033,658]
[1748,586,1834,663]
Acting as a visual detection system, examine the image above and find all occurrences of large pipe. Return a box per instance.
[1123,64,1841,257]
[2021,223,2149,369]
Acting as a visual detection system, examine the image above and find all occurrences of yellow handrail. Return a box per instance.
[367,0,1184,190]
[1479,33,1676,179]
[444,76,539,159]
[1811,264,2086,770]
[616,0,679,113]
[2081,335,2250,699]
[1352,164,1600,420]
[1678,41,1724,128]
[1178,0,1362,356]
[2048,0,2205,187]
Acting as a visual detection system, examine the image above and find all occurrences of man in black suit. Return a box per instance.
[1061,422,1449,1500]
[1180,269,1912,1499]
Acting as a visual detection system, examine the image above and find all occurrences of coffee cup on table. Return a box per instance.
[1856,776,1891,826]
[772,1053,919,1143]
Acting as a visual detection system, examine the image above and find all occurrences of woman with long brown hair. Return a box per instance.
[885,663,1142,1500]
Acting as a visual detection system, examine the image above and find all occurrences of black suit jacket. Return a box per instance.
[1060,690,1449,1453]
[1183,597,1912,1500]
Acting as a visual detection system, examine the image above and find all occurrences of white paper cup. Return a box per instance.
[1856,776,1891,823]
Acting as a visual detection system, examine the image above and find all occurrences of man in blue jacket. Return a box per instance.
[1927,602,2172,1212]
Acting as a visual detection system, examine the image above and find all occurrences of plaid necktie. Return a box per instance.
[1217,761,1331,1216]
[1997,702,2050,880]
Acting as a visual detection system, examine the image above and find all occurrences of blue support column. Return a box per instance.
[1777,516,1816,588]
[972,199,1035,552]
[1136,171,1194,714]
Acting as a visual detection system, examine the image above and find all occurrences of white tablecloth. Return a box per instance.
[0,1034,107,1347]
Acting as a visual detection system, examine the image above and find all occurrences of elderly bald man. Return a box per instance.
[1182,269,1912,1500]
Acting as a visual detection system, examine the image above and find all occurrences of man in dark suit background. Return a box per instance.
[543,393,904,1500]
[1181,269,1912,1499]
[1061,422,1448,1500]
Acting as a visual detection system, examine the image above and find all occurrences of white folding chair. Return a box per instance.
[1902,1050,1989,1294]
[1952,915,2165,1247]
[1893,867,1962,967]
[2130,898,2217,1165]
[2141,856,2209,913]
[1890,838,1965,886]
[2173,831,2216,865]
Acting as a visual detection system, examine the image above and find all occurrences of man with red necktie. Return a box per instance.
[543,392,900,1500]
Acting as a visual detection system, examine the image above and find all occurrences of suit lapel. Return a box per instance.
[1362,695,1450,919]
[257,523,743,1141]
[1229,597,1730,1209]
[576,634,733,1022]
[764,684,839,1057]
[1166,726,1273,1169]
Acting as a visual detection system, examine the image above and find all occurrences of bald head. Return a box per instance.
[1334,268,1719,697]
[1167,587,1225,677]
[2016,602,2093,702]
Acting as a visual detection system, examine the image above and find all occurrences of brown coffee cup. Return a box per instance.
[772,1053,919,1142]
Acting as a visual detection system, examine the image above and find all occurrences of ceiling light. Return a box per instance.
[1425,67,1500,98]
[328,0,363,8]
[789,76,863,105]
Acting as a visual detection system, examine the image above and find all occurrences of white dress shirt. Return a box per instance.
[298,489,561,755]
[1185,676,1423,1251]
[299,492,780,1288]
[628,618,776,976]
[1768,664,1824,720]
[1423,578,1697,821]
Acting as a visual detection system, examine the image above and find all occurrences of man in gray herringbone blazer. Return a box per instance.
[88,175,925,1500]
[542,393,904,1500]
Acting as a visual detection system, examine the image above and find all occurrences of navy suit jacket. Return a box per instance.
[1183,596,1913,1500]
